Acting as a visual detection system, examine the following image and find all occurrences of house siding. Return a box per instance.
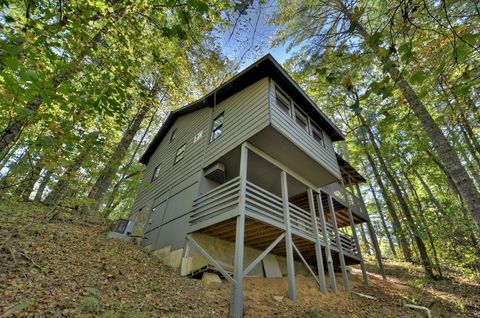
[130,77,271,243]
[269,80,341,180]
[203,77,270,166]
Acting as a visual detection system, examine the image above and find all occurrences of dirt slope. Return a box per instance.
[1,202,478,317]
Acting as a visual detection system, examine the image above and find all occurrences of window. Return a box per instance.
[210,112,224,142]
[311,122,325,146]
[293,105,308,131]
[152,164,161,181]
[275,87,291,114]
[170,128,177,143]
[174,143,186,164]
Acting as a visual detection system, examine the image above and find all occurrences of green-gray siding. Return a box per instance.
[269,80,341,180]
[131,78,271,243]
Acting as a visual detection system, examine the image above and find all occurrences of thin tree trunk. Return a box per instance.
[359,223,371,255]
[363,149,413,262]
[403,173,443,278]
[103,109,158,218]
[340,1,480,232]
[368,182,397,257]
[83,89,164,217]
[34,168,52,202]
[359,113,434,278]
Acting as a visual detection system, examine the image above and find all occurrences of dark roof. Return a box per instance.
[140,54,345,164]
[336,153,367,185]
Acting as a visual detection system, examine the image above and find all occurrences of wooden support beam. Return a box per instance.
[342,178,368,287]
[307,188,327,293]
[230,143,248,318]
[281,170,296,301]
[317,192,337,293]
[186,235,236,285]
[243,233,285,276]
[327,193,350,293]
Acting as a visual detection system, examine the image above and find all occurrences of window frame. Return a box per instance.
[293,104,309,132]
[210,112,225,143]
[169,128,177,143]
[275,86,292,115]
[174,143,186,164]
[151,164,162,181]
[311,122,325,147]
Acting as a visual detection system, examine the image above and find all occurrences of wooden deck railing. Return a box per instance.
[190,176,241,226]
[189,178,358,257]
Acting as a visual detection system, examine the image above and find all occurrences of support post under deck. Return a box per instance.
[316,192,337,293]
[307,188,327,293]
[281,170,296,301]
[231,143,248,318]
[327,193,350,293]
[355,183,386,280]
[342,179,368,286]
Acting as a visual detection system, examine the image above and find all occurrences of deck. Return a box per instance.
[188,176,362,267]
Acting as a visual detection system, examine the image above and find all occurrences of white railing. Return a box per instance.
[190,176,241,225]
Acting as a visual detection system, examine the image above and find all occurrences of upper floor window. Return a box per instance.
[275,88,291,114]
[311,122,325,147]
[293,105,308,132]
[210,112,224,142]
[174,143,186,164]
[275,85,327,147]
[170,128,177,143]
[152,164,161,181]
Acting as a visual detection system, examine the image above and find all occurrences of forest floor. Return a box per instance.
[1,201,479,318]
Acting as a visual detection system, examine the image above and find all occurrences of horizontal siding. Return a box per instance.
[132,78,271,214]
[269,81,341,179]
[132,107,210,212]
[203,77,270,166]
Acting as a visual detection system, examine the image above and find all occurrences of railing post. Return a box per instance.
[316,192,337,293]
[355,183,386,280]
[342,179,368,286]
[281,170,296,301]
[307,188,327,293]
[231,143,248,318]
[327,194,350,293]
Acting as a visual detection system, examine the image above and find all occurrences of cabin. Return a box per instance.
[129,54,385,317]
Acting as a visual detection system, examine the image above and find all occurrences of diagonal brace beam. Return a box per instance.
[186,234,236,286]
[243,232,285,276]
[292,242,322,289]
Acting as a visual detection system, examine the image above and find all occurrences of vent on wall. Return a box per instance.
[204,162,226,183]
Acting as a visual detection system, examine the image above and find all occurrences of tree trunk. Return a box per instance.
[403,173,443,278]
[359,223,371,255]
[82,89,163,217]
[340,1,480,232]
[103,109,158,218]
[363,149,413,262]
[34,168,52,202]
[368,182,397,257]
[359,114,434,278]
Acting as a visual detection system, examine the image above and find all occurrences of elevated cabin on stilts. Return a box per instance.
[129,54,386,317]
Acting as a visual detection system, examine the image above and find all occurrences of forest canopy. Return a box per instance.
[1,0,479,279]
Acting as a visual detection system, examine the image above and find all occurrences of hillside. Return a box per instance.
[1,202,479,318]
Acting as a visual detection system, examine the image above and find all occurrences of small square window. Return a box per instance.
[152,164,161,181]
[170,128,177,143]
[210,112,224,142]
[174,143,186,164]
[311,123,324,146]
[294,105,308,131]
